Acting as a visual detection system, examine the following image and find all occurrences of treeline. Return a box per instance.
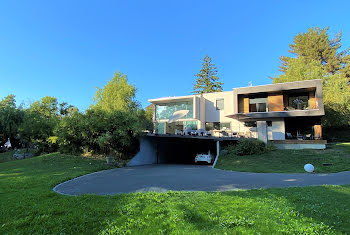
[271,27,350,130]
[0,72,152,157]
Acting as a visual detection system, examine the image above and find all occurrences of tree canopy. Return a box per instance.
[271,27,350,127]
[92,72,138,112]
[193,55,223,94]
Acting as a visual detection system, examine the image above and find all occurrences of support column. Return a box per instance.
[257,121,268,144]
[212,141,220,168]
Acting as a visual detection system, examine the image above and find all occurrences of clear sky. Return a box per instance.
[1,0,349,110]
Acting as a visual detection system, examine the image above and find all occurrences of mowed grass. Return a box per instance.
[216,142,350,173]
[0,153,350,234]
[0,150,15,163]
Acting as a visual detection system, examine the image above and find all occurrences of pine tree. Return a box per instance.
[271,26,350,127]
[193,55,223,94]
[278,27,349,75]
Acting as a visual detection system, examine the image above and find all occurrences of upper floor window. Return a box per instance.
[288,95,309,110]
[216,98,224,110]
[249,97,268,112]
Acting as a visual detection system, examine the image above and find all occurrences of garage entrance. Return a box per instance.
[127,135,238,166]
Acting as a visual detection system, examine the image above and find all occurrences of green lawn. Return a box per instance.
[0,150,14,163]
[1,153,350,234]
[216,142,350,173]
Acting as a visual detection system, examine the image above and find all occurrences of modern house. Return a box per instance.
[148,79,326,149]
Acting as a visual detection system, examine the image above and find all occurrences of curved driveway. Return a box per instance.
[53,164,350,195]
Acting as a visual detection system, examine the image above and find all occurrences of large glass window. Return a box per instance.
[249,98,268,112]
[156,100,193,120]
[184,121,197,130]
[157,122,165,134]
[205,122,231,131]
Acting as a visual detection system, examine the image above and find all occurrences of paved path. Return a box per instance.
[53,164,350,195]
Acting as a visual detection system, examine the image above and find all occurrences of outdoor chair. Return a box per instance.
[196,129,205,136]
[184,127,192,135]
[204,130,212,137]
[305,134,312,140]
[286,132,293,139]
[175,129,183,135]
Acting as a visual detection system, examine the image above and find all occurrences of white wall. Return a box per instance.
[202,91,233,123]
[267,119,285,140]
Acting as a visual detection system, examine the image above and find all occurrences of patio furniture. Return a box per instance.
[305,134,312,140]
[315,134,321,140]
[175,129,183,135]
[190,130,197,136]
[184,127,192,135]
[196,129,206,136]
[286,132,293,139]
[203,130,212,137]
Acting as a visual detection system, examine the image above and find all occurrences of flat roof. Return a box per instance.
[233,79,322,95]
[148,95,194,104]
[148,79,322,104]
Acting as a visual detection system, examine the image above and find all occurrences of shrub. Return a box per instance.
[231,139,266,156]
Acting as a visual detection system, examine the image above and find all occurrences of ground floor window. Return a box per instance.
[184,121,197,130]
[157,122,165,134]
[205,122,231,131]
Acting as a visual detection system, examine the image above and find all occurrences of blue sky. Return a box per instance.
[1,0,350,110]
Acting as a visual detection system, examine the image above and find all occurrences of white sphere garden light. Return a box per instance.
[304,163,314,173]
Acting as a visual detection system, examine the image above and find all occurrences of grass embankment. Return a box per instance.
[0,152,350,234]
[216,142,350,173]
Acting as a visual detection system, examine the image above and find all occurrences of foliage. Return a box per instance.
[92,71,139,112]
[0,94,16,109]
[0,95,24,146]
[56,109,143,158]
[271,27,350,127]
[216,142,350,173]
[278,27,349,75]
[193,55,223,94]
[323,126,350,142]
[18,109,59,152]
[229,139,267,156]
[59,102,79,116]
[30,96,59,117]
[0,153,350,234]
[273,57,325,84]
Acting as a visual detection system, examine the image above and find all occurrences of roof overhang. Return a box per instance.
[226,109,325,121]
[148,95,194,104]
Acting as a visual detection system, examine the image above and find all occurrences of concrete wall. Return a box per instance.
[257,121,268,143]
[267,119,285,140]
[274,143,326,150]
[127,137,157,166]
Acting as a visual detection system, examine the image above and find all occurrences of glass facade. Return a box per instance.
[156,100,193,120]
[184,121,197,130]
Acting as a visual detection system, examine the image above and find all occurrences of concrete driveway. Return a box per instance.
[53,164,350,195]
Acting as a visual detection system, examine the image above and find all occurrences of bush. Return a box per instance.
[56,109,143,159]
[231,139,267,156]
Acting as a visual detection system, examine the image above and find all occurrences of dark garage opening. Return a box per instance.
[155,137,218,164]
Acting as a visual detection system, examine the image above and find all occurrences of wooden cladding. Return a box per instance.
[267,93,284,111]
[314,125,322,139]
[243,97,249,113]
[309,91,317,109]
[238,96,250,113]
